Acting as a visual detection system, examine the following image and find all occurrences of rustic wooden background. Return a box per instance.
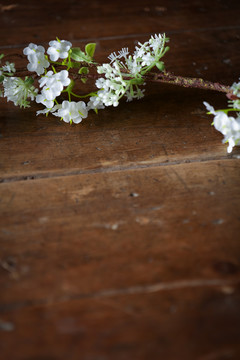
[0,1,240,359]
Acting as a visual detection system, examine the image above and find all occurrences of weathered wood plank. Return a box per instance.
[0,0,240,47]
[0,286,240,360]
[1,1,240,359]
[0,159,239,308]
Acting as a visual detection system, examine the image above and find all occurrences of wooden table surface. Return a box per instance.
[1,1,240,359]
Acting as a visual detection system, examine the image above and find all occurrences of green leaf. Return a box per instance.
[71,47,91,63]
[156,61,165,71]
[0,54,4,60]
[70,47,84,60]
[78,67,89,75]
[85,43,96,58]
[24,76,34,85]
[0,75,4,83]
[81,78,87,84]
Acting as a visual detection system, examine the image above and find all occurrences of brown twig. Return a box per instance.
[146,71,232,94]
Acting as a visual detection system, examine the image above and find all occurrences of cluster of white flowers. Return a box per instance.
[22,39,73,76]
[53,100,88,124]
[203,79,240,153]
[36,70,71,109]
[130,33,168,73]
[47,40,72,61]
[23,44,49,76]
[0,39,74,109]
[1,34,239,153]
[3,76,37,108]
[93,33,168,108]
[1,61,16,74]
[230,80,240,110]
[204,101,240,153]
[21,39,93,123]
[108,33,168,75]
[95,63,130,107]
[0,57,16,97]
[0,34,169,121]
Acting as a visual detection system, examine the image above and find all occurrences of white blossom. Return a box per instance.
[118,47,129,60]
[23,43,49,75]
[47,39,72,61]
[95,61,129,107]
[125,87,145,102]
[96,52,148,107]
[96,33,168,110]
[96,89,120,107]
[149,33,166,52]
[141,53,156,66]
[231,79,240,97]
[204,101,240,153]
[95,76,125,107]
[38,70,70,101]
[108,52,118,63]
[108,48,129,63]
[2,61,15,74]
[230,79,240,110]
[1,34,170,122]
[3,76,37,108]
[134,44,147,58]
[36,70,70,109]
[35,94,54,109]
[128,33,168,75]
[36,104,61,116]
[125,56,142,76]
[87,96,105,111]
[53,100,88,124]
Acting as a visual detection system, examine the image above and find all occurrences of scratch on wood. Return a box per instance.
[170,168,190,192]
[162,144,169,157]
[198,348,236,360]
[91,278,240,298]
[1,278,239,312]
[0,4,18,12]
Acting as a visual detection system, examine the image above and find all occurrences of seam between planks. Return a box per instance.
[0,155,238,184]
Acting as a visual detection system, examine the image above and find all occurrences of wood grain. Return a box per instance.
[0,0,240,47]
[0,1,240,359]
[1,160,240,304]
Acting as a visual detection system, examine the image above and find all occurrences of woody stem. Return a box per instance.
[146,71,232,94]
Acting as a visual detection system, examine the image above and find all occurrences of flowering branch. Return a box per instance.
[0,34,239,152]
